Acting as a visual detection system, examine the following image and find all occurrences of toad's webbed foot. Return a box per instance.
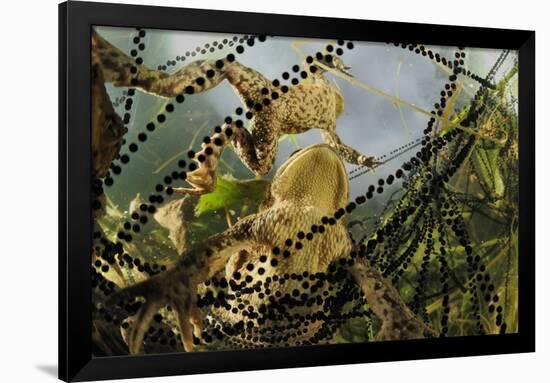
[357,155,380,169]
[107,270,201,353]
[172,123,234,196]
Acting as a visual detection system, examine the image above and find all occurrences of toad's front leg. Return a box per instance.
[108,215,260,353]
[321,130,378,169]
[173,118,280,195]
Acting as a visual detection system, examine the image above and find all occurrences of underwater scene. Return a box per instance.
[91,26,519,356]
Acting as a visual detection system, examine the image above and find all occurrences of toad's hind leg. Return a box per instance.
[93,30,273,100]
[173,119,279,196]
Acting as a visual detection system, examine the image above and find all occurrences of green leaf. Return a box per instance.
[195,175,270,217]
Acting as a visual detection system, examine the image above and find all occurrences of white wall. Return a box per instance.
[0,0,546,382]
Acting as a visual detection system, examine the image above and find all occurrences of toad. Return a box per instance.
[109,144,434,353]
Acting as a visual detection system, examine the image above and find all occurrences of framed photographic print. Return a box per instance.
[59,1,535,381]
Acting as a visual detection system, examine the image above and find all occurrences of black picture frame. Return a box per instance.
[59,1,535,381]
